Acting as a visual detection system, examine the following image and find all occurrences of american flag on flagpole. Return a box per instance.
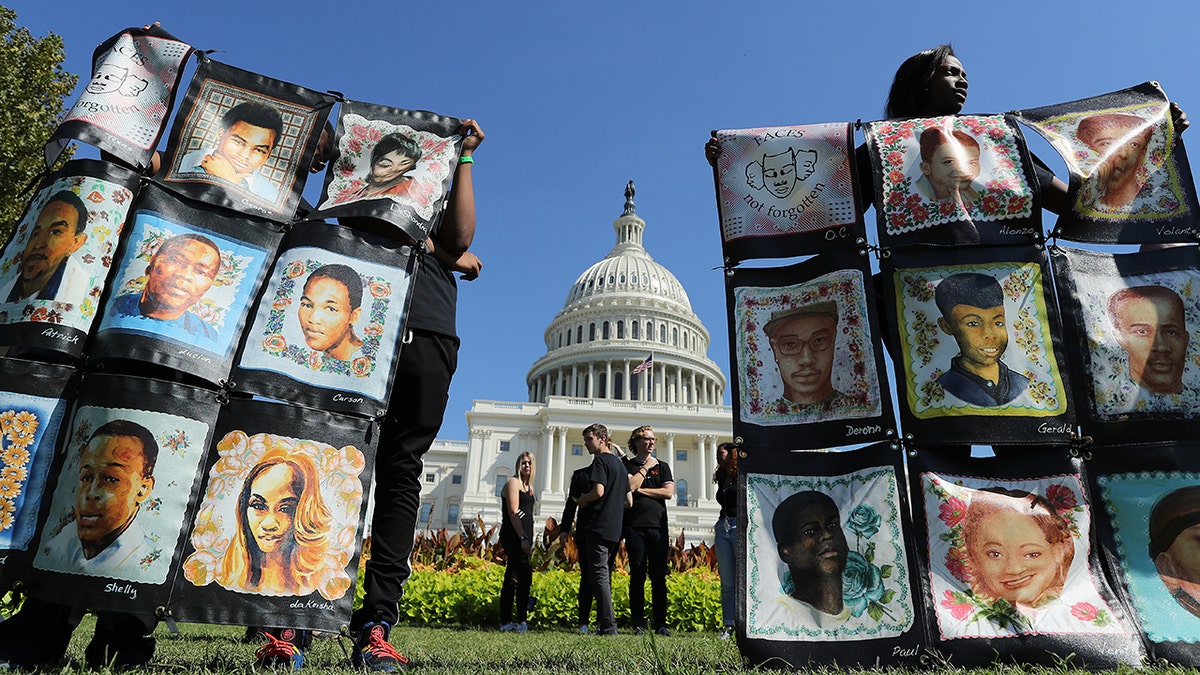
[632,354,653,375]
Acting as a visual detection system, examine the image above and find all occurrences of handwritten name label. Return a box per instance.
[1156,226,1194,237]
[846,424,881,437]
[289,598,335,611]
[892,645,918,657]
[41,328,79,344]
[1038,422,1070,434]
[998,226,1036,236]
[105,582,137,600]
[332,393,365,404]
[177,349,213,364]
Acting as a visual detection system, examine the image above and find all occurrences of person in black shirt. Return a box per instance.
[576,423,632,636]
[623,425,675,636]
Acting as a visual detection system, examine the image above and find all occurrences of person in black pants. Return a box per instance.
[498,452,536,632]
[623,425,675,636]
[575,424,631,636]
[347,120,485,670]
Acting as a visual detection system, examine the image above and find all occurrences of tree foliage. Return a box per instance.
[0,5,77,240]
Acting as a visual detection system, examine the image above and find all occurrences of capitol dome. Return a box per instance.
[526,182,726,405]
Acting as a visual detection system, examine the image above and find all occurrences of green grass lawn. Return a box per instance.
[58,616,1197,674]
[64,617,742,674]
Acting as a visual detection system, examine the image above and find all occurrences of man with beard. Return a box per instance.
[3,191,89,303]
[763,301,852,414]
[1108,285,1189,396]
[934,272,1029,406]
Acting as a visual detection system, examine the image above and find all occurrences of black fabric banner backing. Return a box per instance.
[738,443,926,668]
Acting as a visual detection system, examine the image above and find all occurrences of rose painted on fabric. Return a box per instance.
[1070,602,1099,622]
[939,496,967,528]
[845,504,881,539]
[363,323,383,337]
[888,169,905,184]
[886,151,904,166]
[980,195,1002,215]
[350,125,369,139]
[941,590,974,620]
[346,138,363,154]
[1007,195,1028,213]
[308,350,324,370]
[284,260,308,280]
[1046,484,1077,512]
[182,551,218,586]
[368,280,391,299]
[263,335,288,354]
[887,191,905,207]
[841,551,884,618]
[911,204,929,222]
[367,127,382,142]
[350,356,373,378]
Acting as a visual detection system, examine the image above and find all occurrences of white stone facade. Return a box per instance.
[416,184,733,540]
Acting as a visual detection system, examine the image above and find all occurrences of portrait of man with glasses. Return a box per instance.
[763,301,852,414]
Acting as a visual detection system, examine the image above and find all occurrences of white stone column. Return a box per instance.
[588,363,595,398]
[698,435,711,500]
[540,426,555,495]
[605,360,612,399]
[556,370,563,397]
[665,432,676,503]
[555,426,568,493]
[689,371,697,405]
[624,361,631,400]
[571,365,579,398]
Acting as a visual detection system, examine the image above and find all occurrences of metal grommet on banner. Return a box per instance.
[1068,432,1094,461]
[156,606,180,635]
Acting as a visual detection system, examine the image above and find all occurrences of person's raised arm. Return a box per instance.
[436,119,485,256]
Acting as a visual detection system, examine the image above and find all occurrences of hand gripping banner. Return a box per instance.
[910,446,1142,669]
[1087,442,1200,665]
[881,245,1073,446]
[864,115,1042,248]
[739,443,926,668]
[25,374,219,617]
[1051,245,1200,444]
[1015,82,1199,244]
[232,221,417,416]
[46,24,194,171]
[90,183,283,385]
[0,159,140,357]
[0,358,75,588]
[711,123,863,263]
[157,58,335,222]
[169,398,376,632]
[725,249,894,450]
[311,100,464,245]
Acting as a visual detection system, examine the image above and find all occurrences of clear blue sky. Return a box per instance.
[10,1,1200,439]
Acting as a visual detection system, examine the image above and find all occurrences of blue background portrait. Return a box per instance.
[1100,473,1200,643]
[0,391,68,551]
[96,211,270,358]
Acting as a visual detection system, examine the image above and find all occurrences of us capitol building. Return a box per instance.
[418,183,732,538]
